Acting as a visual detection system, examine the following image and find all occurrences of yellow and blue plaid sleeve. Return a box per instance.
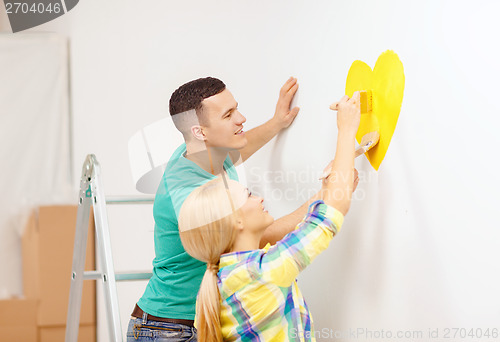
[252,200,344,287]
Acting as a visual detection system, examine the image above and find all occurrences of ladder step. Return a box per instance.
[82,271,152,281]
[115,272,152,281]
[105,196,154,205]
[83,271,103,280]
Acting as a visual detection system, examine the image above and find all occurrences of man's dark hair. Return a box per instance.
[169,77,226,116]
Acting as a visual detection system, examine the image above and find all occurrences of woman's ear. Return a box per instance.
[234,218,244,231]
[190,125,206,141]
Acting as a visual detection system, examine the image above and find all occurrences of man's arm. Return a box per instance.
[239,77,300,161]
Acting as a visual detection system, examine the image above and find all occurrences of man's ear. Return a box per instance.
[190,125,206,141]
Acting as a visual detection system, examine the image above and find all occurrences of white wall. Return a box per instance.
[0,1,9,32]
[0,33,73,300]
[5,0,500,340]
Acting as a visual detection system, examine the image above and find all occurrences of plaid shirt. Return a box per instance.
[217,200,344,341]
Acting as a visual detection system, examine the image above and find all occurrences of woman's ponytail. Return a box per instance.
[196,264,222,342]
[178,178,243,342]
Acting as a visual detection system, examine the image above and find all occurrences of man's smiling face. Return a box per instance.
[199,89,247,150]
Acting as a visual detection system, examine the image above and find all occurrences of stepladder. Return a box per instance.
[65,154,153,342]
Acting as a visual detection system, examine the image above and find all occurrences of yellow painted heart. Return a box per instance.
[345,50,405,170]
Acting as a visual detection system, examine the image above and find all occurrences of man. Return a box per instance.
[127,76,323,341]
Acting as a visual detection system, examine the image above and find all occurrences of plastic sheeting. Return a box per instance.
[0,33,72,298]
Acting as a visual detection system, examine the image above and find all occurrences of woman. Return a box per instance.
[178,92,361,342]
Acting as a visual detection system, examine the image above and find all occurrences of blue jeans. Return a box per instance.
[126,314,197,342]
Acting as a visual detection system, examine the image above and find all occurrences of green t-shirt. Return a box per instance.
[137,143,239,319]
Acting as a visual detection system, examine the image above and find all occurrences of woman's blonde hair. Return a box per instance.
[179,177,241,342]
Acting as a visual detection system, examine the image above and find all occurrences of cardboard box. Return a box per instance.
[39,324,96,342]
[0,299,38,342]
[0,299,96,342]
[0,327,38,342]
[22,206,96,326]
